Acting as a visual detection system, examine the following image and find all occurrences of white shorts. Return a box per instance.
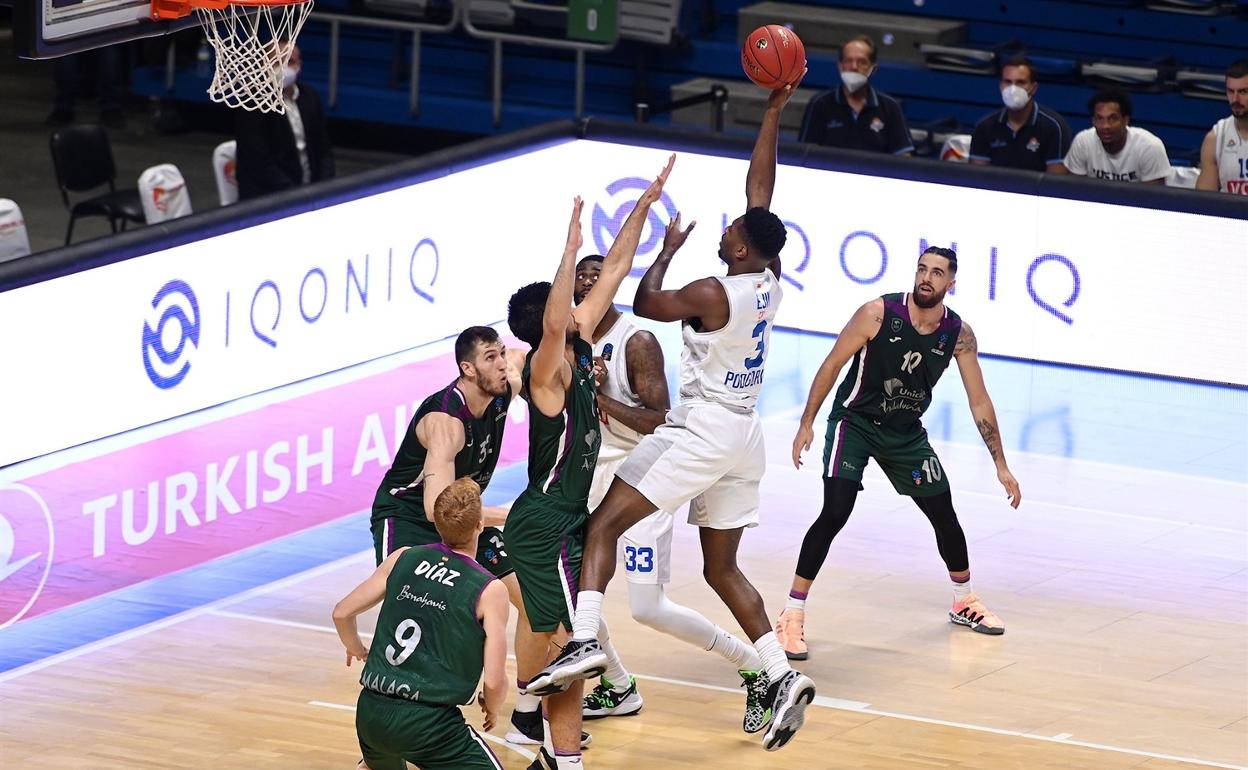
[617,403,764,531]
[591,449,674,585]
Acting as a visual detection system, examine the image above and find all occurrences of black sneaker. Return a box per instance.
[761,670,816,751]
[526,747,558,770]
[526,638,607,696]
[505,708,592,749]
[582,675,643,719]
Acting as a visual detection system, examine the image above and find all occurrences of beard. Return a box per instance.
[468,370,508,397]
[912,284,946,309]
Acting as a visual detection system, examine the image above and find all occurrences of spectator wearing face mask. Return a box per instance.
[234,44,335,201]
[969,55,1071,173]
[797,34,913,156]
[1060,87,1170,183]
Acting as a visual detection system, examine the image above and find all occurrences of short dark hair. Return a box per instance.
[576,255,604,269]
[1088,87,1132,118]
[1228,59,1248,80]
[840,34,877,64]
[507,281,550,348]
[455,326,499,370]
[921,246,958,274]
[1000,54,1036,82]
[741,207,787,259]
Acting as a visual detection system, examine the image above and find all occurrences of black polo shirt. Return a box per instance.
[798,86,914,155]
[969,103,1072,172]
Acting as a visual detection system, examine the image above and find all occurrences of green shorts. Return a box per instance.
[505,488,587,633]
[355,689,503,770]
[822,412,950,497]
[371,510,514,579]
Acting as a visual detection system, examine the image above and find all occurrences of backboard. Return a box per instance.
[11,0,200,59]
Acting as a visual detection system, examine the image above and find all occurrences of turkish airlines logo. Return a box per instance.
[0,484,55,629]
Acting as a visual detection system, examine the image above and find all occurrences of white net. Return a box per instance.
[196,0,315,114]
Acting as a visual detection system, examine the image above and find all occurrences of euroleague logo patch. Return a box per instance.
[142,279,201,390]
[0,483,55,629]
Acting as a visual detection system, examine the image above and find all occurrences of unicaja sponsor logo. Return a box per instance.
[142,279,201,389]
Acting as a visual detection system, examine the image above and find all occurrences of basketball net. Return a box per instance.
[153,0,314,114]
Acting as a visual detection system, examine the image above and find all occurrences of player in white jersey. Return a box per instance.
[570,249,764,721]
[530,76,818,753]
[1196,59,1248,195]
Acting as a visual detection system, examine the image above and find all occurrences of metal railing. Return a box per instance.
[635,83,728,133]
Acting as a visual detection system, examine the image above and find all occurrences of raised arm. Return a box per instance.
[476,579,509,732]
[331,547,406,665]
[792,299,883,468]
[415,412,466,521]
[632,212,734,329]
[953,322,1021,508]
[573,154,675,338]
[528,198,584,418]
[746,73,805,210]
[596,331,670,435]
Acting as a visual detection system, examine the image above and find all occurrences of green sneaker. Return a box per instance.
[582,675,644,719]
[739,669,772,734]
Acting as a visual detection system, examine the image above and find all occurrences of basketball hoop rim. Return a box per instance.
[152,0,310,21]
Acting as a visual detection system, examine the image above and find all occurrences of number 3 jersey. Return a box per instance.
[679,268,782,411]
[831,292,962,430]
[360,543,494,706]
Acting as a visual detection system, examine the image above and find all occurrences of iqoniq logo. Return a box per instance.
[592,177,680,278]
[142,279,201,389]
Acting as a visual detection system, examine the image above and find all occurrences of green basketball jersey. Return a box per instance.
[360,544,495,706]
[830,292,962,429]
[371,380,510,530]
[521,337,601,505]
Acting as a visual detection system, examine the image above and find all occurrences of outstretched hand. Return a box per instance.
[564,196,584,254]
[638,154,677,208]
[768,67,808,110]
[660,212,696,256]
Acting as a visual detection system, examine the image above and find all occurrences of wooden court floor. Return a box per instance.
[2,441,1245,769]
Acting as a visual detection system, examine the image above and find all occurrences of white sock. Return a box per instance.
[708,626,763,671]
[554,752,583,768]
[571,591,603,641]
[753,631,792,683]
[785,594,807,612]
[597,616,631,686]
[541,709,555,759]
[952,578,973,602]
[515,687,540,713]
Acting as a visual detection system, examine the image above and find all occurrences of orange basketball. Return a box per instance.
[741,24,806,90]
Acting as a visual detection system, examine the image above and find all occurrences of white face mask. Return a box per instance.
[280,65,299,89]
[840,70,869,93]
[1001,84,1030,111]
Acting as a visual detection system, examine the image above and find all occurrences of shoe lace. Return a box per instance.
[585,683,615,708]
[739,670,767,708]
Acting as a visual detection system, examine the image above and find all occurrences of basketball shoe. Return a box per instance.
[949,593,1005,635]
[774,608,808,660]
[738,669,771,734]
[527,639,607,695]
[505,709,592,748]
[582,675,643,719]
[761,670,817,751]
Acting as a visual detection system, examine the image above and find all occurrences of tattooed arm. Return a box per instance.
[953,322,1022,508]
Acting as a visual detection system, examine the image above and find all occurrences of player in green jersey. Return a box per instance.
[503,156,675,770]
[333,477,510,770]
[779,246,1023,659]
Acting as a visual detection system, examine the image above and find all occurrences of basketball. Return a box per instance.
[741,24,806,90]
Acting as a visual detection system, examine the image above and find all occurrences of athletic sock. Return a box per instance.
[597,617,630,686]
[708,626,762,671]
[753,631,792,682]
[515,683,540,713]
[571,591,603,641]
[952,574,973,602]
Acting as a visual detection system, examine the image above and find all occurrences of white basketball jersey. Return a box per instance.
[593,314,645,456]
[1213,117,1248,195]
[679,268,782,411]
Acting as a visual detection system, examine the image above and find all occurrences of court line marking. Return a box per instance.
[309,700,536,762]
[215,609,1247,770]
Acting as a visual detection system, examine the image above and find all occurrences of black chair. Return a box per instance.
[50,125,145,245]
